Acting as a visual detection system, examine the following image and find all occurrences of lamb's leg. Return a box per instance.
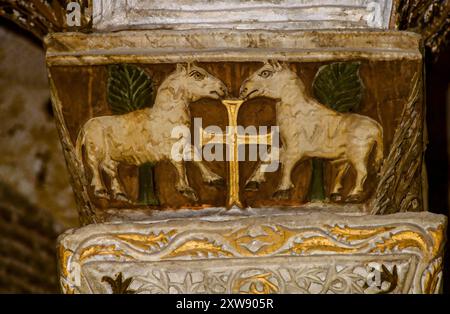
[186,145,223,186]
[195,160,224,186]
[102,160,129,202]
[171,160,198,201]
[245,162,266,191]
[346,142,372,202]
[245,146,278,191]
[330,161,350,201]
[86,157,108,199]
[347,158,368,202]
[273,153,297,200]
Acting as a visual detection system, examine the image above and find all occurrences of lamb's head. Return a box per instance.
[174,63,227,101]
[240,60,296,100]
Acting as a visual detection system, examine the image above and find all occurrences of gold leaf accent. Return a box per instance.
[327,225,394,242]
[427,226,445,258]
[289,236,361,254]
[115,230,176,251]
[224,225,296,256]
[370,231,428,254]
[422,259,443,294]
[79,245,133,262]
[164,240,233,259]
[61,281,75,295]
[233,273,279,294]
[58,245,72,278]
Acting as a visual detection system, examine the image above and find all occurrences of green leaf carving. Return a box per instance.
[138,162,159,206]
[313,62,364,113]
[107,64,154,114]
[309,158,325,201]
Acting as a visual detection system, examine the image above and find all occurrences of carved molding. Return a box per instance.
[1,1,448,58]
[58,212,446,294]
[90,0,394,31]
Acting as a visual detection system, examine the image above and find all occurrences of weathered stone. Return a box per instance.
[58,211,447,294]
[0,25,77,228]
[37,2,450,295]
[0,0,448,296]
[92,0,394,31]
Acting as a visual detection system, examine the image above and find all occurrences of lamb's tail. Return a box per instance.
[75,128,86,173]
[373,127,384,172]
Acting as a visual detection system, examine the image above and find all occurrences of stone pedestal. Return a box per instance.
[58,211,446,294]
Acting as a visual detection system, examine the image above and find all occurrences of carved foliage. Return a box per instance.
[394,0,450,58]
[49,77,96,224]
[102,272,135,294]
[58,216,446,294]
[82,262,407,294]
[370,74,424,214]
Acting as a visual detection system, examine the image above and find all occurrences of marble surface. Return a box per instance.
[92,0,394,31]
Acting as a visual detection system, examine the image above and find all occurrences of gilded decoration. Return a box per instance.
[58,212,446,294]
[1,0,446,296]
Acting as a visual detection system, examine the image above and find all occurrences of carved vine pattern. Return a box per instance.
[49,77,96,224]
[58,221,445,294]
[370,73,425,214]
[123,264,402,294]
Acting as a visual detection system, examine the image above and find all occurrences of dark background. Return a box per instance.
[425,48,450,293]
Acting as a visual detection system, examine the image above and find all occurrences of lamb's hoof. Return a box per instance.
[178,187,199,202]
[94,189,108,199]
[245,181,260,191]
[330,193,343,202]
[273,189,290,200]
[207,177,225,187]
[113,192,130,203]
[347,193,362,203]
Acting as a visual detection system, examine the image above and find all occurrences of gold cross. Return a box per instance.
[199,99,273,208]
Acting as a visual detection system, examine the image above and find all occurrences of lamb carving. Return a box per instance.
[76,64,227,202]
[240,61,383,202]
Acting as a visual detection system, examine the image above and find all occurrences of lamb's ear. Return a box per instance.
[268,59,282,70]
[187,61,201,73]
[280,61,290,69]
[176,63,187,73]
